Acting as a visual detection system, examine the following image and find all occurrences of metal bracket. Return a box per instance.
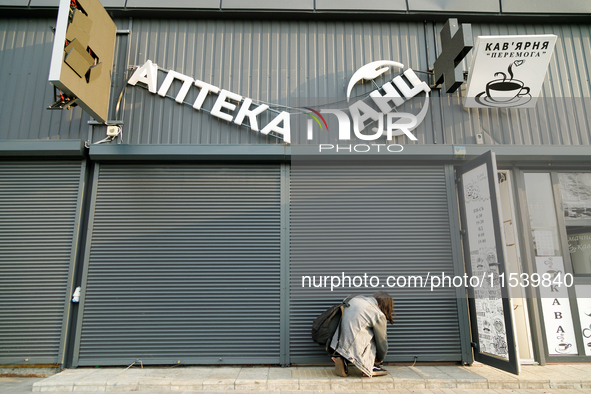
[48,86,78,110]
[87,120,124,125]
[87,120,125,144]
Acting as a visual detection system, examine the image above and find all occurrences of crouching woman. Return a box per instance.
[330,291,395,377]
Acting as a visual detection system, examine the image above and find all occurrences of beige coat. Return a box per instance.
[329,295,388,377]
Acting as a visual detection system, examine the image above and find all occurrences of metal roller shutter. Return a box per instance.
[0,160,85,365]
[76,164,281,366]
[290,164,462,363]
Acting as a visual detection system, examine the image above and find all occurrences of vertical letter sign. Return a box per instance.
[48,0,117,123]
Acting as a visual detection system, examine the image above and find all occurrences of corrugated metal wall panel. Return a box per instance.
[76,164,282,365]
[289,165,462,362]
[434,23,591,146]
[0,160,84,364]
[1,17,589,148]
[0,19,88,141]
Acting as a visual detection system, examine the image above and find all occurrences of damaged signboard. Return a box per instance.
[48,0,117,123]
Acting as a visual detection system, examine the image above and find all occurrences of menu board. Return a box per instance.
[462,163,509,359]
[536,256,578,355]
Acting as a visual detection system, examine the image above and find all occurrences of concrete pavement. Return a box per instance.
[0,363,585,393]
[5,373,591,394]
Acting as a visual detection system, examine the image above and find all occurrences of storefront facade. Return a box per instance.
[0,1,590,372]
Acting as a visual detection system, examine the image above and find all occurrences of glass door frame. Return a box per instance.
[515,166,591,362]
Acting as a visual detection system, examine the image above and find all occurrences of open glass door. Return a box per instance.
[456,150,520,375]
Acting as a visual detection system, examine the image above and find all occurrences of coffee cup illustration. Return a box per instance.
[555,343,572,353]
[545,269,562,281]
[486,79,530,102]
[476,60,532,107]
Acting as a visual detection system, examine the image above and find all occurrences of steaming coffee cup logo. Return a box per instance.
[545,269,562,281]
[555,330,573,354]
[555,343,572,353]
[486,79,530,102]
[475,60,532,107]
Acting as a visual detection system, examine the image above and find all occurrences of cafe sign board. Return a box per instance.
[464,35,557,109]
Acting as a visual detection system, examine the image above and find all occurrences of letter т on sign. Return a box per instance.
[433,19,473,94]
[48,0,117,123]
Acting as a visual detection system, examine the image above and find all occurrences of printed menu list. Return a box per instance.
[462,163,509,360]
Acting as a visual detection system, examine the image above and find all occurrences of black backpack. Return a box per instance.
[311,295,357,353]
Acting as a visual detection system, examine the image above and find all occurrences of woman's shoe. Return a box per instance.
[372,366,388,377]
[334,356,348,377]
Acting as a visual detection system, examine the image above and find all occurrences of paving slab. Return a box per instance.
[424,366,488,389]
[412,366,455,379]
[268,368,292,380]
[386,366,427,379]
[383,366,427,389]
[362,375,395,390]
[235,367,269,390]
[510,367,552,389]
[331,377,364,391]
[433,366,487,380]
[170,367,212,391]
[267,366,299,390]
[201,367,241,391]
[462,364,522,389]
